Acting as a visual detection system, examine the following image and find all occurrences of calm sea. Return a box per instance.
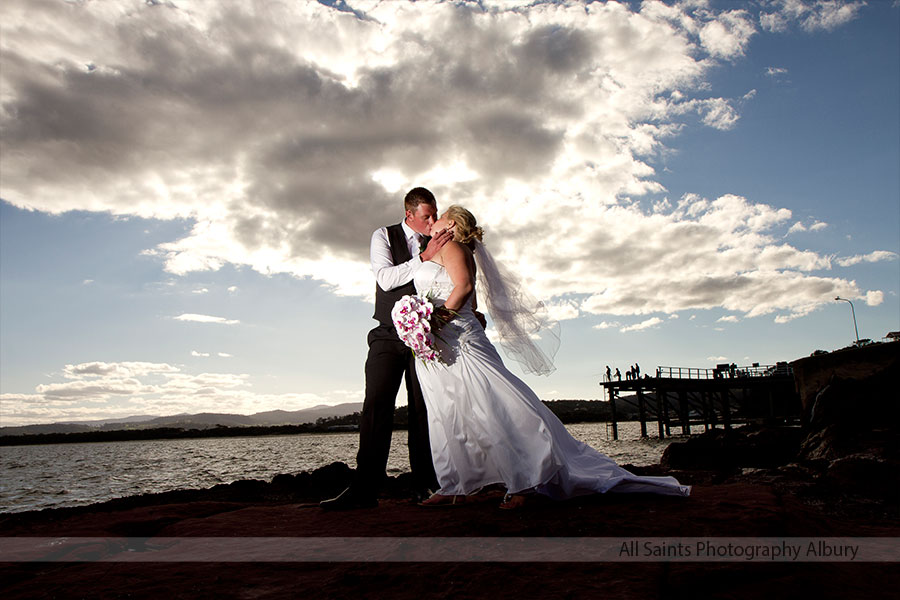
[0,422,678,514]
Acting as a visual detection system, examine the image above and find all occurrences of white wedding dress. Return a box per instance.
[414,259,690,499]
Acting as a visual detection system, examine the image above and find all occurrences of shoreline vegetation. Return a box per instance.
[0,400,634,446]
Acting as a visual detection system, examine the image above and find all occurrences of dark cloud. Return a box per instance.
[0,0,884,315]
[518,25,594,74]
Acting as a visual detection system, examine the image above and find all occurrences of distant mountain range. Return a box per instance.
[0,403,363,436]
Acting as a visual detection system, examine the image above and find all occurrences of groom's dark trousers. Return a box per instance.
[356,325,436,494]
[354,223,438,497]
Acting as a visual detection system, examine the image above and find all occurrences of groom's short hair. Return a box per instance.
[404,187,436,212]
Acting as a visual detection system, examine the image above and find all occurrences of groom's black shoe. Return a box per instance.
[319,486,378,511]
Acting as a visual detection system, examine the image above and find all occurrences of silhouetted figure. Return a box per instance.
[635,363,640,379]
[615,368,621,381]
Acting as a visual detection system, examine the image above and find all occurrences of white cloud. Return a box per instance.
[766,66,789,77]
[174,313,240,325]
[0,360,349,425]
[593,321,619,330]
[760,12,789,33]
[192,288,209,294]
[545,300,580,321]
[621,317,663,332]
[218,353,233,358]
[698,97,742,130]
[707,355,729,362]
[717,315,740,323]
[866,290,884,306]
[761,0,865,33]
[0,0,883,328]
[699,10,756,58]
[35,378,148,400]
[62,361,180,379]
[801,0,865,32]
[191,351,210,357]
[837,250,899,267]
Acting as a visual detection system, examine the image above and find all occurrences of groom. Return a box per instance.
[321,187,452,510]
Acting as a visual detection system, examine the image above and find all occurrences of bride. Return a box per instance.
[412,205,690,508]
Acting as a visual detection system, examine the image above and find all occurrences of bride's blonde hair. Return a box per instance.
[443,205,483,249]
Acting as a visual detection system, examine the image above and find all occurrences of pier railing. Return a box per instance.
[600,362,801,440]
[655,363,791,380]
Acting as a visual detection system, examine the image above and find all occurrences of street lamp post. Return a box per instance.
[834,296,860,346]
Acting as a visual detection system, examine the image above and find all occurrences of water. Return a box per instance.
[0,422,677,514]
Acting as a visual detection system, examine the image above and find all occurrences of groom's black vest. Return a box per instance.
[373,223,423,327]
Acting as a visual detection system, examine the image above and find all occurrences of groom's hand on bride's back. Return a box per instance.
[420,227,454,262]
[474,310,487,329]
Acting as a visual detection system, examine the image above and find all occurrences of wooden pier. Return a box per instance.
[599,364,801,440]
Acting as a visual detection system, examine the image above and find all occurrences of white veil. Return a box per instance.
[473,242,560,376]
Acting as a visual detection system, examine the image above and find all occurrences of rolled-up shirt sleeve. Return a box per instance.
[370,227,423,292]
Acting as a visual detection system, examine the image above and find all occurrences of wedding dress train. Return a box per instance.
[413,259,690,499]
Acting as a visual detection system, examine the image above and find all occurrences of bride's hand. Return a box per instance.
[432,305,455,329]
[420,224,455,262]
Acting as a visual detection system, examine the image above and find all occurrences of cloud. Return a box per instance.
[192,288,209,294]
[788,220,828,235]
[35,378,148,400]
[0,360,344,425]
[575,193,854,319]
[62,361,180,379]
[218,353,233,358]
[545,300,580,322]
[836,250,899,267]
[766,66,789,77]
[191,351,210,357]
[865,290,884,306]
[717,315,740,323]
[698,9,756,58]
[620,317,663,332]
[0,0,883,324]
[174,313,240,325]
[760,0,865,33]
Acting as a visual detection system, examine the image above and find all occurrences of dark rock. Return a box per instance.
[823,455,900,500]
[798,424,843,462]
[660,425,803,471]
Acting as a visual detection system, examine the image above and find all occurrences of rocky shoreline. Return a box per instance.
[2,355,898,599]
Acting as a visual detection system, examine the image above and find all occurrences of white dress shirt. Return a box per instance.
[370,221,425,292]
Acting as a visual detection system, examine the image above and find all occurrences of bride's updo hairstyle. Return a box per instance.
[443,205,484,250]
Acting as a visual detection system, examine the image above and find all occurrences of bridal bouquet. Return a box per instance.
[391,294,441,365]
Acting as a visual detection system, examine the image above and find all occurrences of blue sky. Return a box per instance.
[1,0,898,426]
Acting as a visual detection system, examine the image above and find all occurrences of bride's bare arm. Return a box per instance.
[439,241,475,312]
